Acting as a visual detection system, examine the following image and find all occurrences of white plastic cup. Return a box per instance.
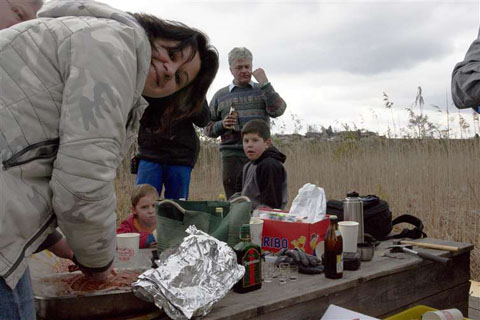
[338,221,359,253]
[422,309,463,320]
[249,218,264,247]
[116,233,140,262]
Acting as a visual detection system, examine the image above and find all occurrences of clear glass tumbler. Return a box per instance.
[289,265,298,281]
[263,261,275,283]
[278,263,290,284]
[263,256,276,283]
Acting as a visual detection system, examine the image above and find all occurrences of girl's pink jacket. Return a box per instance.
[117,214,154,249]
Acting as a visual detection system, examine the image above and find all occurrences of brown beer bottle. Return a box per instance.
[233,224,262,293]
[324,215,343,279]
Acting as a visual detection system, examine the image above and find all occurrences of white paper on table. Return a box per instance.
[320,305,380,320]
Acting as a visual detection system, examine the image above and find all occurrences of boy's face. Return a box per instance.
[132,193,157,228]
[243,132,271,161]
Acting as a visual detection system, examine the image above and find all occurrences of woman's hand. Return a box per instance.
[83,266,116,282]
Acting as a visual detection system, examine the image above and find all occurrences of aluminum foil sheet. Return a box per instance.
[132,226,245,320]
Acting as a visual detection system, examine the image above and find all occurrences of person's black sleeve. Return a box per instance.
[234,168,243,194]
[191,99,211,127]
[256,159,286,209]
[229,166,244,201]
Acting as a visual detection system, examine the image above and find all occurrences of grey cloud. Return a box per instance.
[252,3,477,75]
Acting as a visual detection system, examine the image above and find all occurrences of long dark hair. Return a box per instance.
[132,13,218,128]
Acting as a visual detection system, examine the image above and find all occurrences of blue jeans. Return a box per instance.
[0,268,36,320]
[135,160,192,200]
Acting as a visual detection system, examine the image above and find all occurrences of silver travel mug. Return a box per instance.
[343,192,364,244]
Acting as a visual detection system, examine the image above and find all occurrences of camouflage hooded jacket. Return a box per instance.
[451,27,480,113]
[0,0,150,288]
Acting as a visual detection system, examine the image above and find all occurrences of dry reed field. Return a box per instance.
[115,137,480,279]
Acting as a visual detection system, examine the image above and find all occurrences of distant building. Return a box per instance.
[274,129,380,143]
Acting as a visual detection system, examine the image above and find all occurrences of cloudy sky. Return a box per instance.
[100,0,479,137]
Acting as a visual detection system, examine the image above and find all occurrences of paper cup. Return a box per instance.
[249,217,264,247]
[422,309,463,320]
[338,221,359,253]
[116,233,140,262]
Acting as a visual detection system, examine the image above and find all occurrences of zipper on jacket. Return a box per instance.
[4,214,56,278]
[2,138,59,170]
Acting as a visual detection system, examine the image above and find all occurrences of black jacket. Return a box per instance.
[138,97,210,167]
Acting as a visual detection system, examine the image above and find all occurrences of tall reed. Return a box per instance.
[115,137,480,279]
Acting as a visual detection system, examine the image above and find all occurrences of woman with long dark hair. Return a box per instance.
[134,97,210,200]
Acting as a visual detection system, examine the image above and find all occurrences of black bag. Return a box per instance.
[327,195,427,241]
[327,195,392,241]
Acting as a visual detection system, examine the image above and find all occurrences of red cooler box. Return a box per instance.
[258,208,330,255]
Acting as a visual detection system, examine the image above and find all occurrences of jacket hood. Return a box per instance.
[255,146,286,164]
[38,0,139,27]
[38,0,150,103]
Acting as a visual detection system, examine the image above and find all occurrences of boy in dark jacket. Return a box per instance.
[232,119,288,210]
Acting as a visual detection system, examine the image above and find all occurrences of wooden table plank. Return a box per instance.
[203,238,472,319]
[116,238,473,320]
[380,282,470,318]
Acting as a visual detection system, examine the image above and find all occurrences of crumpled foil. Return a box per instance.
[132,226,245,319]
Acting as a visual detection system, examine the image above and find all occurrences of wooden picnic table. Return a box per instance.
[77,237,472,320]
[140,238,472,320]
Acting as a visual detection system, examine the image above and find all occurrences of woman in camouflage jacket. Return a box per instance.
[0,0,218,317]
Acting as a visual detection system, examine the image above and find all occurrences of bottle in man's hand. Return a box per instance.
[227,105,240,131]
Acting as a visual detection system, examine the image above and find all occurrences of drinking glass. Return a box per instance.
[289,265,298,281]
[263,256,276,283]
[263,261,275,283]
[278,263,289,284]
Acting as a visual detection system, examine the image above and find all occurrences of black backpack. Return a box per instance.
[326,194,427,241]
[327,195,392,240]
